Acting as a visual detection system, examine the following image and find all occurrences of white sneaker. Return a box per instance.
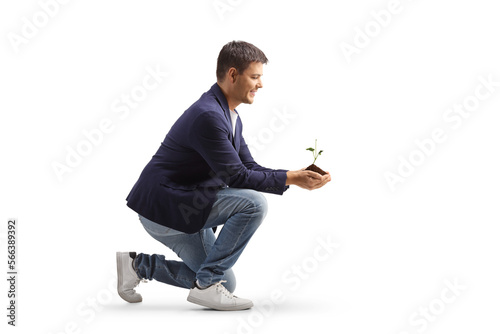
[116,252,146,303]
[187,280,253,311]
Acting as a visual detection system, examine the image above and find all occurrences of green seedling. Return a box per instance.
[306,139,323,165]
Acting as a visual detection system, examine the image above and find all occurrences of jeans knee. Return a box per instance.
[222,269,237,293]
[251,191,268,219]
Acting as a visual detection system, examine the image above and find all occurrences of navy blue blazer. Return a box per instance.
[126,83,289,233]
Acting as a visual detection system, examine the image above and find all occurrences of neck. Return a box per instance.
[217,82,239,111]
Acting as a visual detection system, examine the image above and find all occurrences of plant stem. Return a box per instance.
[313,139,318,164]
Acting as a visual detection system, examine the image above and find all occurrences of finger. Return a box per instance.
[313,177,330,189]
[310,179,326,189]
[305,171,322,179]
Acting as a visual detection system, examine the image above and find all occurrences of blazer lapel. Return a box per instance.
[211,83,235,145]
[228,109,235,144]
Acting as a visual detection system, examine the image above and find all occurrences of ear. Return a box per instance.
[227,67,238,83]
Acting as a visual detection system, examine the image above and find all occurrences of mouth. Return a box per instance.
[250,90,257,97]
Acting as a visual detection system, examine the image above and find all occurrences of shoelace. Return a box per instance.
[214,280,234,299]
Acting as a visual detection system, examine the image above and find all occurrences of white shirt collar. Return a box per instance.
[229,109,238,136]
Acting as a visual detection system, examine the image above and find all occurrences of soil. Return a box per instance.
[305,164,327,175]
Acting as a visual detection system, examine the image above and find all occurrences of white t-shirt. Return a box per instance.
[230,110,238,136]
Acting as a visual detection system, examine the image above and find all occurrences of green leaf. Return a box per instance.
[306,148,315,152]
[318,150,323,155]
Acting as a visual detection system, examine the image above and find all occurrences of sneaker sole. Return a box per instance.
[187,295,253,311]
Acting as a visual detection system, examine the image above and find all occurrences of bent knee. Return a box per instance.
[222,269,236,293]
[250,191,268,218]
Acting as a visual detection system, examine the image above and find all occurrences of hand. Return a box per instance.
[286,169,331,190]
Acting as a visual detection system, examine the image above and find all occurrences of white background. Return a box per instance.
[1,0,499,333]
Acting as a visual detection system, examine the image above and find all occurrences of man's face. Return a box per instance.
[232,61,263,105]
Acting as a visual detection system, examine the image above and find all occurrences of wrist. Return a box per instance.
[285,171,296,186]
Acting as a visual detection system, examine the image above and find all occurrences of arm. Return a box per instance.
[237,121,331,190]
[238,133,331,190]
[238,135,288,173]
[190,112,288,194]
[237,120,331,191]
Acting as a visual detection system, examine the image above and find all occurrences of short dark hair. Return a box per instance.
[216,41,268,81]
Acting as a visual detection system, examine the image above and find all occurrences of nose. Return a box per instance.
[257,77,263,89]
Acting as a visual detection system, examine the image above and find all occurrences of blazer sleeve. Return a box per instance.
[189,111,288,195]
[239,135,288,173]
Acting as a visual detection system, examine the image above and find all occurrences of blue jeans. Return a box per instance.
[133,188,268,293]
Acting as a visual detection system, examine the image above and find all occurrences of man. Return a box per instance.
[117,41,331,311]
